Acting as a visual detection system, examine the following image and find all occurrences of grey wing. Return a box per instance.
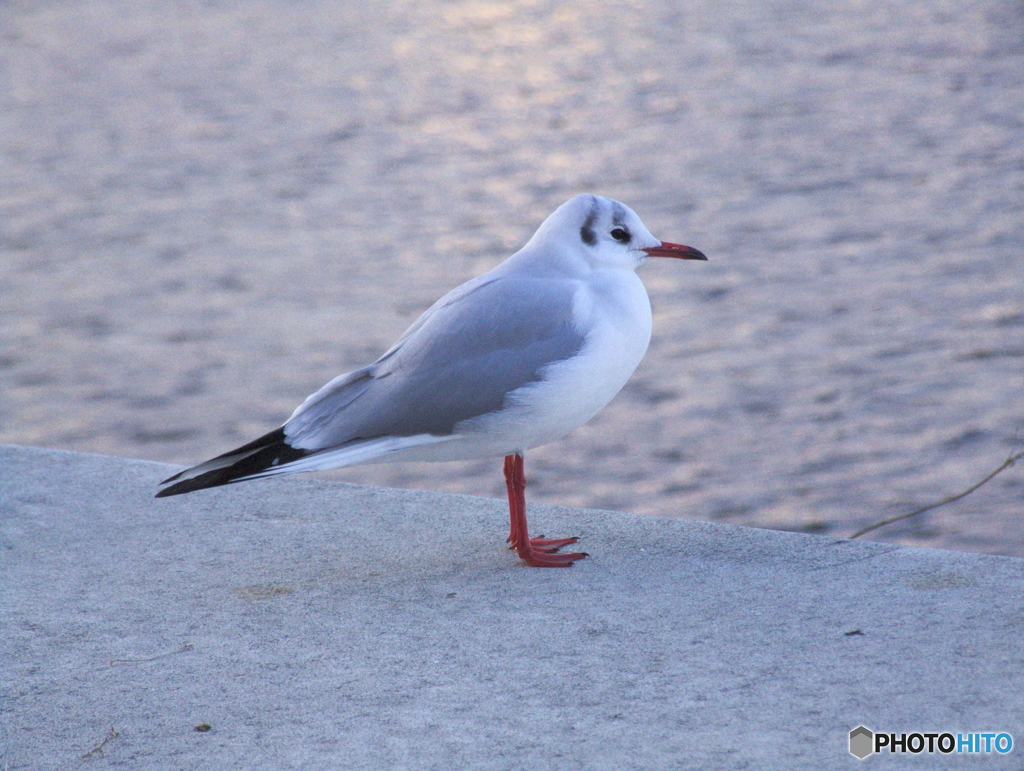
[284,275,585,450]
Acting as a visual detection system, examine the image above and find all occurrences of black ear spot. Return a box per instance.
[580,224,597,245]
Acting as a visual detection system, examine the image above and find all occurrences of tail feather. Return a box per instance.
[155,427,309,497]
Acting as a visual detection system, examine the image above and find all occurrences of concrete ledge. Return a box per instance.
[2,443,1021,769]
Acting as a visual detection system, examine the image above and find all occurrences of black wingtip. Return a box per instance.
[154,479,197,498]
[155,472,231,498]
[154,426,308,499]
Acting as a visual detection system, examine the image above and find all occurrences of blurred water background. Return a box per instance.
[3,0,1022,555]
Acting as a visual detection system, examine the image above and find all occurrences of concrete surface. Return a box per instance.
[3,443,1023,770]
[4,0,1023,557]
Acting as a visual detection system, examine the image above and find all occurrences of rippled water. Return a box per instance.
[3,0,1022,554]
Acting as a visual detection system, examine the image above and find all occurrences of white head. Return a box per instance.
[522,194,706,271]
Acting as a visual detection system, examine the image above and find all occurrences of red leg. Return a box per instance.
[503,453,587,567]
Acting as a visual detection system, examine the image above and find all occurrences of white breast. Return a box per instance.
[452,269,653,457]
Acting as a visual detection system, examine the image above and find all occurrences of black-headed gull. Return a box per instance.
[157,194,706,566]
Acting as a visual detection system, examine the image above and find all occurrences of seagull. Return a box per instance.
[156,194,706,566]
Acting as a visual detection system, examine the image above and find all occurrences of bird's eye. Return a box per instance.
[610,228,630,243]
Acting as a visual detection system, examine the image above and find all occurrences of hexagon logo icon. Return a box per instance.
[849,726,874,759]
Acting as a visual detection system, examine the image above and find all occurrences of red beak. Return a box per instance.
[642,241,707,260]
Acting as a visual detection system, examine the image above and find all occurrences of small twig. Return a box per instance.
[82,727,119,760]
[851,450,1024,539]
[108,642,192,667]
